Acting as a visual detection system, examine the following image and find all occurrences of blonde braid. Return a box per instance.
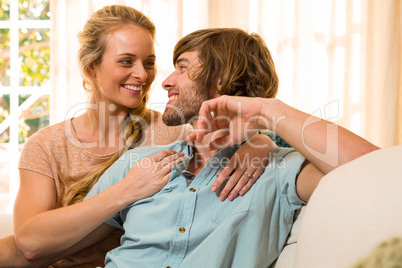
[63,101,152,206]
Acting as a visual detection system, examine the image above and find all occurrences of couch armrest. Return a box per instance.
[295,145,402,268]
[0,213,13,238]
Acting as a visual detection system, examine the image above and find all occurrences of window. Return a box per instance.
[256,0,364,135]
[0,0,50,212]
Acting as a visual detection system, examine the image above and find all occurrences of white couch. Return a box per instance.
[0,213,12,239]
[1,145,402,267]
[275,145,402,267]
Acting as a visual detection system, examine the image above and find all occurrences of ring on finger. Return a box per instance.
[210,111,216,119]
[246,173,252,178]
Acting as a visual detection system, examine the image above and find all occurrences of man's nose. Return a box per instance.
[162,72,176,91]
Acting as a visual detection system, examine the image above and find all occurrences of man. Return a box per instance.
[85,28,377,267]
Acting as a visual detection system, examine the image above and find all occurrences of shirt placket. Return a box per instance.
[162,144,197,268]
[162,145,234,268]
[162,184,198,268]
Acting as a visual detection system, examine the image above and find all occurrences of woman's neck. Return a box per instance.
[72,107,127,155]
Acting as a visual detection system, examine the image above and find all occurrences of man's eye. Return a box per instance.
[145,61,155,68]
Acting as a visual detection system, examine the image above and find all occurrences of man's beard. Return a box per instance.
[162,84,210,126]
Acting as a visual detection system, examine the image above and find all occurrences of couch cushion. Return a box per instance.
[295,145,402,268]
[272,206,306,268]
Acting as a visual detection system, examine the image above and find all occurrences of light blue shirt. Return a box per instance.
[85,141,306,268]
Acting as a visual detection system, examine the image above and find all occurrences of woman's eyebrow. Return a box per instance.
[118,53,156,58]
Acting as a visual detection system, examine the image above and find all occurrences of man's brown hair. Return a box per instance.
[173,28,279,98]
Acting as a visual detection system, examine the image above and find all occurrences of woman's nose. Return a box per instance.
[131,63,148,81]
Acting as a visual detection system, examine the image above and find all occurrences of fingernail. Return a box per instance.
[211,186,217,192]
[219,195,226,201]
[228,194,235,201]
[239,190,245,196]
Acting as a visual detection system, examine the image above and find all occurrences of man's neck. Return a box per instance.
[186,141,219,175]
[186,120,221,175]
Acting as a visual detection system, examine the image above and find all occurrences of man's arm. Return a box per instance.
[190,96,379,174]
[260,98,378,174]
[295,161,325,202]
[190,95,379,202]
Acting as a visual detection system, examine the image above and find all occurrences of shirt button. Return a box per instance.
[179,227,185,233]
[167,267,171,268]
[189,188,196,192]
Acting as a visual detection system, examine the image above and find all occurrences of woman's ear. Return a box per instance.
[88,63,96,77]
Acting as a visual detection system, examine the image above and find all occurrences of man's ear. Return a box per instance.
[210,78,222,98]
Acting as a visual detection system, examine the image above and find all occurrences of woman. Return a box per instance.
[0,5,272,267]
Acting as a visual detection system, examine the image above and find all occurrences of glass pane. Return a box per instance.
[19,94,49,143]
[19,28,50,86]
[0,28,10,86]
[0,0,10,21]
[0,94,10,144]
[19,0,50,20]
[0,125,9,144]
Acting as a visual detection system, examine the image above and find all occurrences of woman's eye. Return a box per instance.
[120,59,132,65]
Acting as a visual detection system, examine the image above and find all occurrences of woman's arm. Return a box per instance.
[14,150,185,260]
[14,170,125,260]
[0,224,115,267]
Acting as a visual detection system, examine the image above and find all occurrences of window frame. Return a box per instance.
[0,1,51,212]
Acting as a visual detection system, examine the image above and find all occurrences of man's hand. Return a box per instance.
[186,96,270,148]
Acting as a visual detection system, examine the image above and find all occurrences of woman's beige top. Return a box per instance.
[18,111,192,267]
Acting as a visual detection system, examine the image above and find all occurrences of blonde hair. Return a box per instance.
[78,5,156,98]
[61,5,156,206]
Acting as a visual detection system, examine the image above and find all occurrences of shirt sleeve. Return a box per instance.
[272,148,307,212]
[18,131,53,179]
